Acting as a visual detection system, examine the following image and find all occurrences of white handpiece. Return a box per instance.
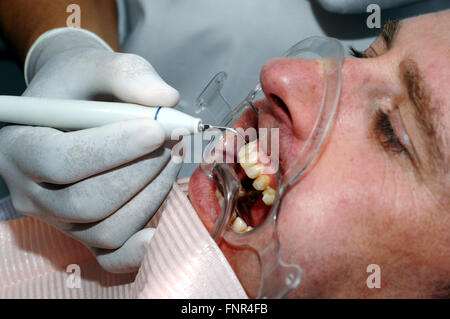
[0,96,203,140]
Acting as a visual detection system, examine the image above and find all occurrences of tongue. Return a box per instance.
[250,198,269,227]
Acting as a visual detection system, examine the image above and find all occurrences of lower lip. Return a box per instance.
[189,167,221,231]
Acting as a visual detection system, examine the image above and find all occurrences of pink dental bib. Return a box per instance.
[0,178,247,299]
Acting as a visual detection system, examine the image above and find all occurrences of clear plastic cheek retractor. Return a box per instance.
[196,36,344,298]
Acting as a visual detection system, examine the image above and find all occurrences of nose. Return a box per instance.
[259,58,325,140]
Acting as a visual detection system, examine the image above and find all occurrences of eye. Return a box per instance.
[374,110,407,154]
[349,21,399,60]
[349,45,379,59]
[349,46,368,58]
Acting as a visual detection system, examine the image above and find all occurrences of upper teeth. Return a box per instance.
[237,141,276,206]
[238,185,247,198]
[215,189,224,208]
[245,164,265,179]
[239,141,264,177]
[253,174,270,191]
[238,140,259,168]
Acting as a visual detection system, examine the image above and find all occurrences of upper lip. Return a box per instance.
[253,99,302,176]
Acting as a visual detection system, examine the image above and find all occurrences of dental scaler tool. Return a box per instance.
[0,95,208,140]
[200,124,246,140]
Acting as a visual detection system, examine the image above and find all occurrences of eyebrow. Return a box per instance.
[399,59,445,173]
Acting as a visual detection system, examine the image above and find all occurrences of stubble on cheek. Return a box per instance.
[271,133,392,297]
[219,242,261,298]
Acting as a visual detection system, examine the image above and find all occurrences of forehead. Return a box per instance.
[396,11,450,105]
[400,10,450,45]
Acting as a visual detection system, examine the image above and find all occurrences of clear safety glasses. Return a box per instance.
[194,36,344,298]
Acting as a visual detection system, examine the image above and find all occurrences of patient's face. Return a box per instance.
[189,10,449,298]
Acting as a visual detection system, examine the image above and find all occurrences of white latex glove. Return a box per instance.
[0,28,182,273]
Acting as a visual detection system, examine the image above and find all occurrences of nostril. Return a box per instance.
[270,94,292,123]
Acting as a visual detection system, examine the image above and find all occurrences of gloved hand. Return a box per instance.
[0,28,182,273]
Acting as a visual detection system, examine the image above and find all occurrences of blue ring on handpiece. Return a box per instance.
[154,106,162,120]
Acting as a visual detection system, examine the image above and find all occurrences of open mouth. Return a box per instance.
[188,90,303,236]
[189,107,278,235]
[218,139,277,233]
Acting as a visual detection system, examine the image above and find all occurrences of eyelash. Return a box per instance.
[349,46,368,58]
[375,111,407,154]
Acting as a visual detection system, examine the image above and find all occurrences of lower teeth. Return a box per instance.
[231,216,250,233]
